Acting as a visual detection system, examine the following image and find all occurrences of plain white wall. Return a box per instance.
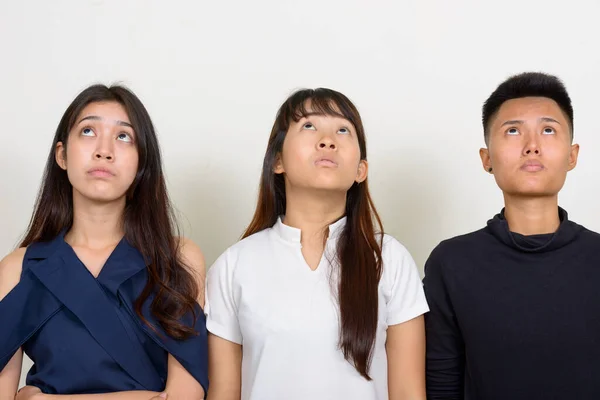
[2,0,600,389]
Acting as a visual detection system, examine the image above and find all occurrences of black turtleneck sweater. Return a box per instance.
[423,208,600,400]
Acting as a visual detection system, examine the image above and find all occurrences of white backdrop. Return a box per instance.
[1,0,599,389]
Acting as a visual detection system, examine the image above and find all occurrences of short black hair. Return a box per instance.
[482,72,574,144]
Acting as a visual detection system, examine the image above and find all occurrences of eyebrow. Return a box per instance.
[501,117,562,127]
[501,120,524,127]
[540,117,561,125]
[78,115,133,128]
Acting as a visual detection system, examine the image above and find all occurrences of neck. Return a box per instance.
[503,194,560,235]
[65,191,126,248]
[283,187,346,245]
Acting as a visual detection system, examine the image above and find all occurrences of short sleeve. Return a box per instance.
[382,236,430,326]
[205,248,243,344]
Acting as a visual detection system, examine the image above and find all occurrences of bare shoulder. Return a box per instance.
[177,237,206,306]
[0,247,27,301]
[178,237,206,277]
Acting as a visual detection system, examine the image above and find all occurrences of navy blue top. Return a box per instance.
[0,232,208,395]
[424,208,600,400]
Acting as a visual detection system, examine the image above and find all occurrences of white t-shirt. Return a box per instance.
[205,216,429,400]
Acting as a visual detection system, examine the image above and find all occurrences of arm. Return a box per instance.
[423,247,465,399]
[0,349,23,400]
[0,248,26,399]
[206,334,242,400]
[204,249,243,400]
[387,316,426,400]
[160,238,206,398]
[382,238,428,400]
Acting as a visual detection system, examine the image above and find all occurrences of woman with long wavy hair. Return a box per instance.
[0,84,208,399]
[206,88,428,400]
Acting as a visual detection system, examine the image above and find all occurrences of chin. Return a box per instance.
[308,177,354,190]
[76,189,128,204]
[307,182,353,192]
[502,186,561,198]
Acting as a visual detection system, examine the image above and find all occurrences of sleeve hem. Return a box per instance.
[387,303,430,326]
[206,320,242,345]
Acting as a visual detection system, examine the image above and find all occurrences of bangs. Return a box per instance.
[283,89,360,128]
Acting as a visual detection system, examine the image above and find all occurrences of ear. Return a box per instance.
[355,160,368,183]
[567,143,580,171]
[479,147,493,174]
[55,141,67,170]
[273,153,285,174]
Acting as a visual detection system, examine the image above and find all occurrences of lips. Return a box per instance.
[520,160,544,172]
[88,167,115,177]
[314,158,338,167]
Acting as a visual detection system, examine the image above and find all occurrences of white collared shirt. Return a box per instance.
[206,217,429,400]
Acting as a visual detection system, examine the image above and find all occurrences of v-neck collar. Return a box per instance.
[26,232,162,389]
[57,230,148,297]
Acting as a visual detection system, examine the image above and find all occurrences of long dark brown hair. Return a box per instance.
[20,84,199,339]
[243,88,384,379]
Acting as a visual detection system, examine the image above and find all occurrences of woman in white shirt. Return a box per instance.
[206,88,429,400]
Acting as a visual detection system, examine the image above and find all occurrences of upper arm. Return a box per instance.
[0,247,26,301]
[207,333,242,400]
[205,249,242,344]
[422,246,465,398]
[178,237,206,307]
[205,250,243,399]
[0,248,26,396]
[383,237,428,399]
[164,353,205,399]
[386,316,426,400]
[383,237,429,326]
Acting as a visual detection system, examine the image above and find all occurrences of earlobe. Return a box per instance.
[479,147,493,174]
[273,154,285,174]
[55,142,67,170]
[355,160,368,183]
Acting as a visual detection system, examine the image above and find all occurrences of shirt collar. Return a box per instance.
[272,215,347,244]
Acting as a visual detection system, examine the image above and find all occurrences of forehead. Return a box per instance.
[493,97,568,126]
[76,101,130,123]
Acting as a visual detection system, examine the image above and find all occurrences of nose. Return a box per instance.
[523,132,541,156]
[94,136,114,161]
[318,135,336,151]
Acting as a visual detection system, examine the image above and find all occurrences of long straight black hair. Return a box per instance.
[20,84,199,339]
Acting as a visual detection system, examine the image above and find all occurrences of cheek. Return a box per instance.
[341,142,362,167]
[348,145,362,164]
[490,146,520,169]
[281,137,312,167]
[64,142,88,171]
[545,146,572,166]
[120,149,139,181]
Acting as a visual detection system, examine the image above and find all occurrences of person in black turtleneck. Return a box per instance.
[423,72,600,400]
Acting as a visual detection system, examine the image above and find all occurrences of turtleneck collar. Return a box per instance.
[486,207,583,253]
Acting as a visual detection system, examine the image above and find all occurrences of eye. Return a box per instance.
[337,127,350,135]
[81,127,95,137]
[117,132,133,142]
[506,127,519,136]
[542,127,556,135]
[303,122,316,130]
